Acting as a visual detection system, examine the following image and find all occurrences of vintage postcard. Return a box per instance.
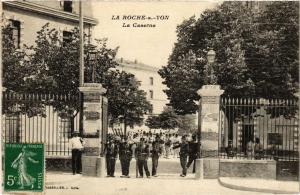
[1,1,299,195]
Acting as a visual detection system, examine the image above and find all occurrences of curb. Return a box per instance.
[218,178,299,194]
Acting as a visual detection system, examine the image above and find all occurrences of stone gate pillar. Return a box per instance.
[196,85,224,179]
[79,83,106,177]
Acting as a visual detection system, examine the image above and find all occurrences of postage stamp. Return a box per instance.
[4,143,45,192]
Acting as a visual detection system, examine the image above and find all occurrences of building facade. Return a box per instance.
[2,1,97,48]
[115,59,169,132]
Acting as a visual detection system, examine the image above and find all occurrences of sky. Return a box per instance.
[92,2,219,68]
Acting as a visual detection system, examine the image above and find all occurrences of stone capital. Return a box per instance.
[79,83,107,95]
[197,85,224,97]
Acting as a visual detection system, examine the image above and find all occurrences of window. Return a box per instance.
[5,115,21,143]
[150,77,154,85]
[63,31,72,46]
[149,90,153,99]
[149,104,153,114]
[9,20,21,48]
[63,1,73,13]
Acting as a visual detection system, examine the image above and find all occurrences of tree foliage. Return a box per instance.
[146,107,196,132]
[159,1,299,115]
[2,22,30,92]
[146,107,180,130]
[2,23,151,128]
[104,70,151,130]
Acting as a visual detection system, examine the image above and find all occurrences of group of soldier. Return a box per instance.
[103,132,200,178]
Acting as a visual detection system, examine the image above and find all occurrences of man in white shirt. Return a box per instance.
[69,131,84,175]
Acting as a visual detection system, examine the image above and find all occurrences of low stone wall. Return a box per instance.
[46,157,72,171]
[219,159,276,179]
[82,156,98,176]
[202,158,219,179]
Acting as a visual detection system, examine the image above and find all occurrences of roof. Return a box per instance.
[117,59,160,73]
[3,1,98,26]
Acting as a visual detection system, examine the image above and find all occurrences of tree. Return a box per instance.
[159,1,299,116]
[2,23,29,92]
[159,107,181,130]
[245,2,299,99]
[104,70,152,133]
[145,107,181,131]
[177,114,197,134]
[3,23,151,131]
[2,21,48,117]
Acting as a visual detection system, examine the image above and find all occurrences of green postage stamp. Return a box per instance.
[4,143,45,192]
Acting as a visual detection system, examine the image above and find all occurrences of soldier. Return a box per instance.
[119,136,133,178]
[173,135,189,177]
[104,136,119,177]
[186,134,198,173]
[135,137,151,178]
[151,135,162,177]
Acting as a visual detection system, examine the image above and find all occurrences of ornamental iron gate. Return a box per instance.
[219,97,299,161]
[2,91,81,157]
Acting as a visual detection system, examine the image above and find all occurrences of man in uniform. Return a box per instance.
[135,137,151,178]
[104,136,119,177]
[119,136,133,178]
[186,134,198,173]
[69,131,84,175]
[151,135,162,177]
[173,135,189,177]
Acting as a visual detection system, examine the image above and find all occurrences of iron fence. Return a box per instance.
[219,97,299,161]
[2,91,81,157]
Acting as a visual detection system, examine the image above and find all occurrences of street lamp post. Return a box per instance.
[196,48,217,179]
[197,49,216,159]
[89,52,96,83]
[205,49,217,85]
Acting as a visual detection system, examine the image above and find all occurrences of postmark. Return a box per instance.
[4,143,45,192]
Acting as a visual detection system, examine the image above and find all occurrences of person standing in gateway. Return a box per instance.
[186,134,198,173]
[135,137,151,178]
[173,135,189,177]
[119,136,133,178]
[151,135,162,177]
[104,136,119,177]
[69,131,84,175]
